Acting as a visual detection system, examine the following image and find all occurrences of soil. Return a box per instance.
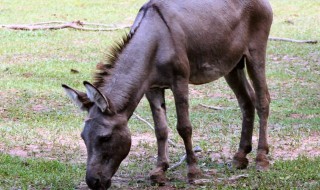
[1,130,319,189]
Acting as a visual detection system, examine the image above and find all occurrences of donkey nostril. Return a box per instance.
[86,176,101,189]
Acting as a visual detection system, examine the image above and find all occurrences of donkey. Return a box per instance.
[62,0,273,189]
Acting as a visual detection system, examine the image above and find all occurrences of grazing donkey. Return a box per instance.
[62,0,273,189]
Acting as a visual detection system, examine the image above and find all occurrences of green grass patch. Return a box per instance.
[222,156,320,190]
[0,0,319,189]
[0,153,85,190]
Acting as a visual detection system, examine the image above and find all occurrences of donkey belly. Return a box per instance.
[188,59,236,85]
[189,69,224,85]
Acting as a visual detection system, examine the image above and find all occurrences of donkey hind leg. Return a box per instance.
[225,57,255,169]
[171,77,201,183]
[146,88,169,185]
[246,46,271,171]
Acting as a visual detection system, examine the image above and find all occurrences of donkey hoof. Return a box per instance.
[255,154,270,171]
[232,157,249,170]
[150,167,166,185]
[232,155,249,169]
[187,166,202,184]
[256,160,270,171]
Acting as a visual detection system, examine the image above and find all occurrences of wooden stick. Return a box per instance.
[133,112,181,148]
[218,174,249,182]
[199,103,225,110]
[0,21,318,44]
[285,68,296,75]
[28,21,119,27]
[168,146,202,170]
[0,21,130,31]
[81,22,130,28]
[133,112,155,131]
[193,174,249,185]
[199,103,239,111]
[0,24,129,31]
[268,37,318,44]
[29,21,67,25]
[168,154,186,170]
[19,20,129,28]
[133,113,204,170]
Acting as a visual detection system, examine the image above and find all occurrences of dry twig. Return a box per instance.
[133,113,204,171]
[268,37,318,44]
[285,68,296,75]
[193,174,249,185]
[193,178,212,185]
[0,21,318,45]
[0,20,130,31]
[133,112,181,148]
[133,112,155,131]
[199,103,225,110]
[199,103,237,110]
[168,154,187,171]
[168,146,202,170]
[218,174,249,182]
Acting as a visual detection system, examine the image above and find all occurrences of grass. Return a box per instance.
[0,153,85,190]
[202,156,320,190]
[0,0,319,189]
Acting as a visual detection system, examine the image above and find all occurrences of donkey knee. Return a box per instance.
[155,127,168,141]
[242,101,255,117]
[177,125,192,138]
[266,91,271,104]
[256,104,269,119]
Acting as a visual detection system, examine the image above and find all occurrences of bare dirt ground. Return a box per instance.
[4,131,318,162]
[1,130,319,189]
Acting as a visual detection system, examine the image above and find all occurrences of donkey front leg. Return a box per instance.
[171,77,201,183]
[146,88,169,185]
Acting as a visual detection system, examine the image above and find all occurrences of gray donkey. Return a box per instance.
[62,0,273,189]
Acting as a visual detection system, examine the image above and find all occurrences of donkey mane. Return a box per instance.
[93,33,133,89]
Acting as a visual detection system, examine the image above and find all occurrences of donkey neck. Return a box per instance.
[103,32,157,117]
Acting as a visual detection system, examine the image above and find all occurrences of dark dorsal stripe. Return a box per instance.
[152,5,171,32]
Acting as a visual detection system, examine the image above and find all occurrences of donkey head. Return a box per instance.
[62,82,131,190]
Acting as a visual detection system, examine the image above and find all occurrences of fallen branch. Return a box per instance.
[168,154,186,171]
[199,103,237,110]
[218,174,249,182]
[193,178,212,185]
[28,21,69,25]
[0,20,130,31]
[133,112,181,148]
[285,68,296,75]
[133,112,203,171]
[268,37,318,44]
[228,174,249,181]
[199,103,225,110]
[133,112,155,131]
[168,146,202,171]
[193,174,249,185]
[27,21,121,28]
[0,21,318,44]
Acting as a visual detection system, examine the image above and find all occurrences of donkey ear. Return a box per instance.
[62,84,93,111]
[83,81,114,114]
